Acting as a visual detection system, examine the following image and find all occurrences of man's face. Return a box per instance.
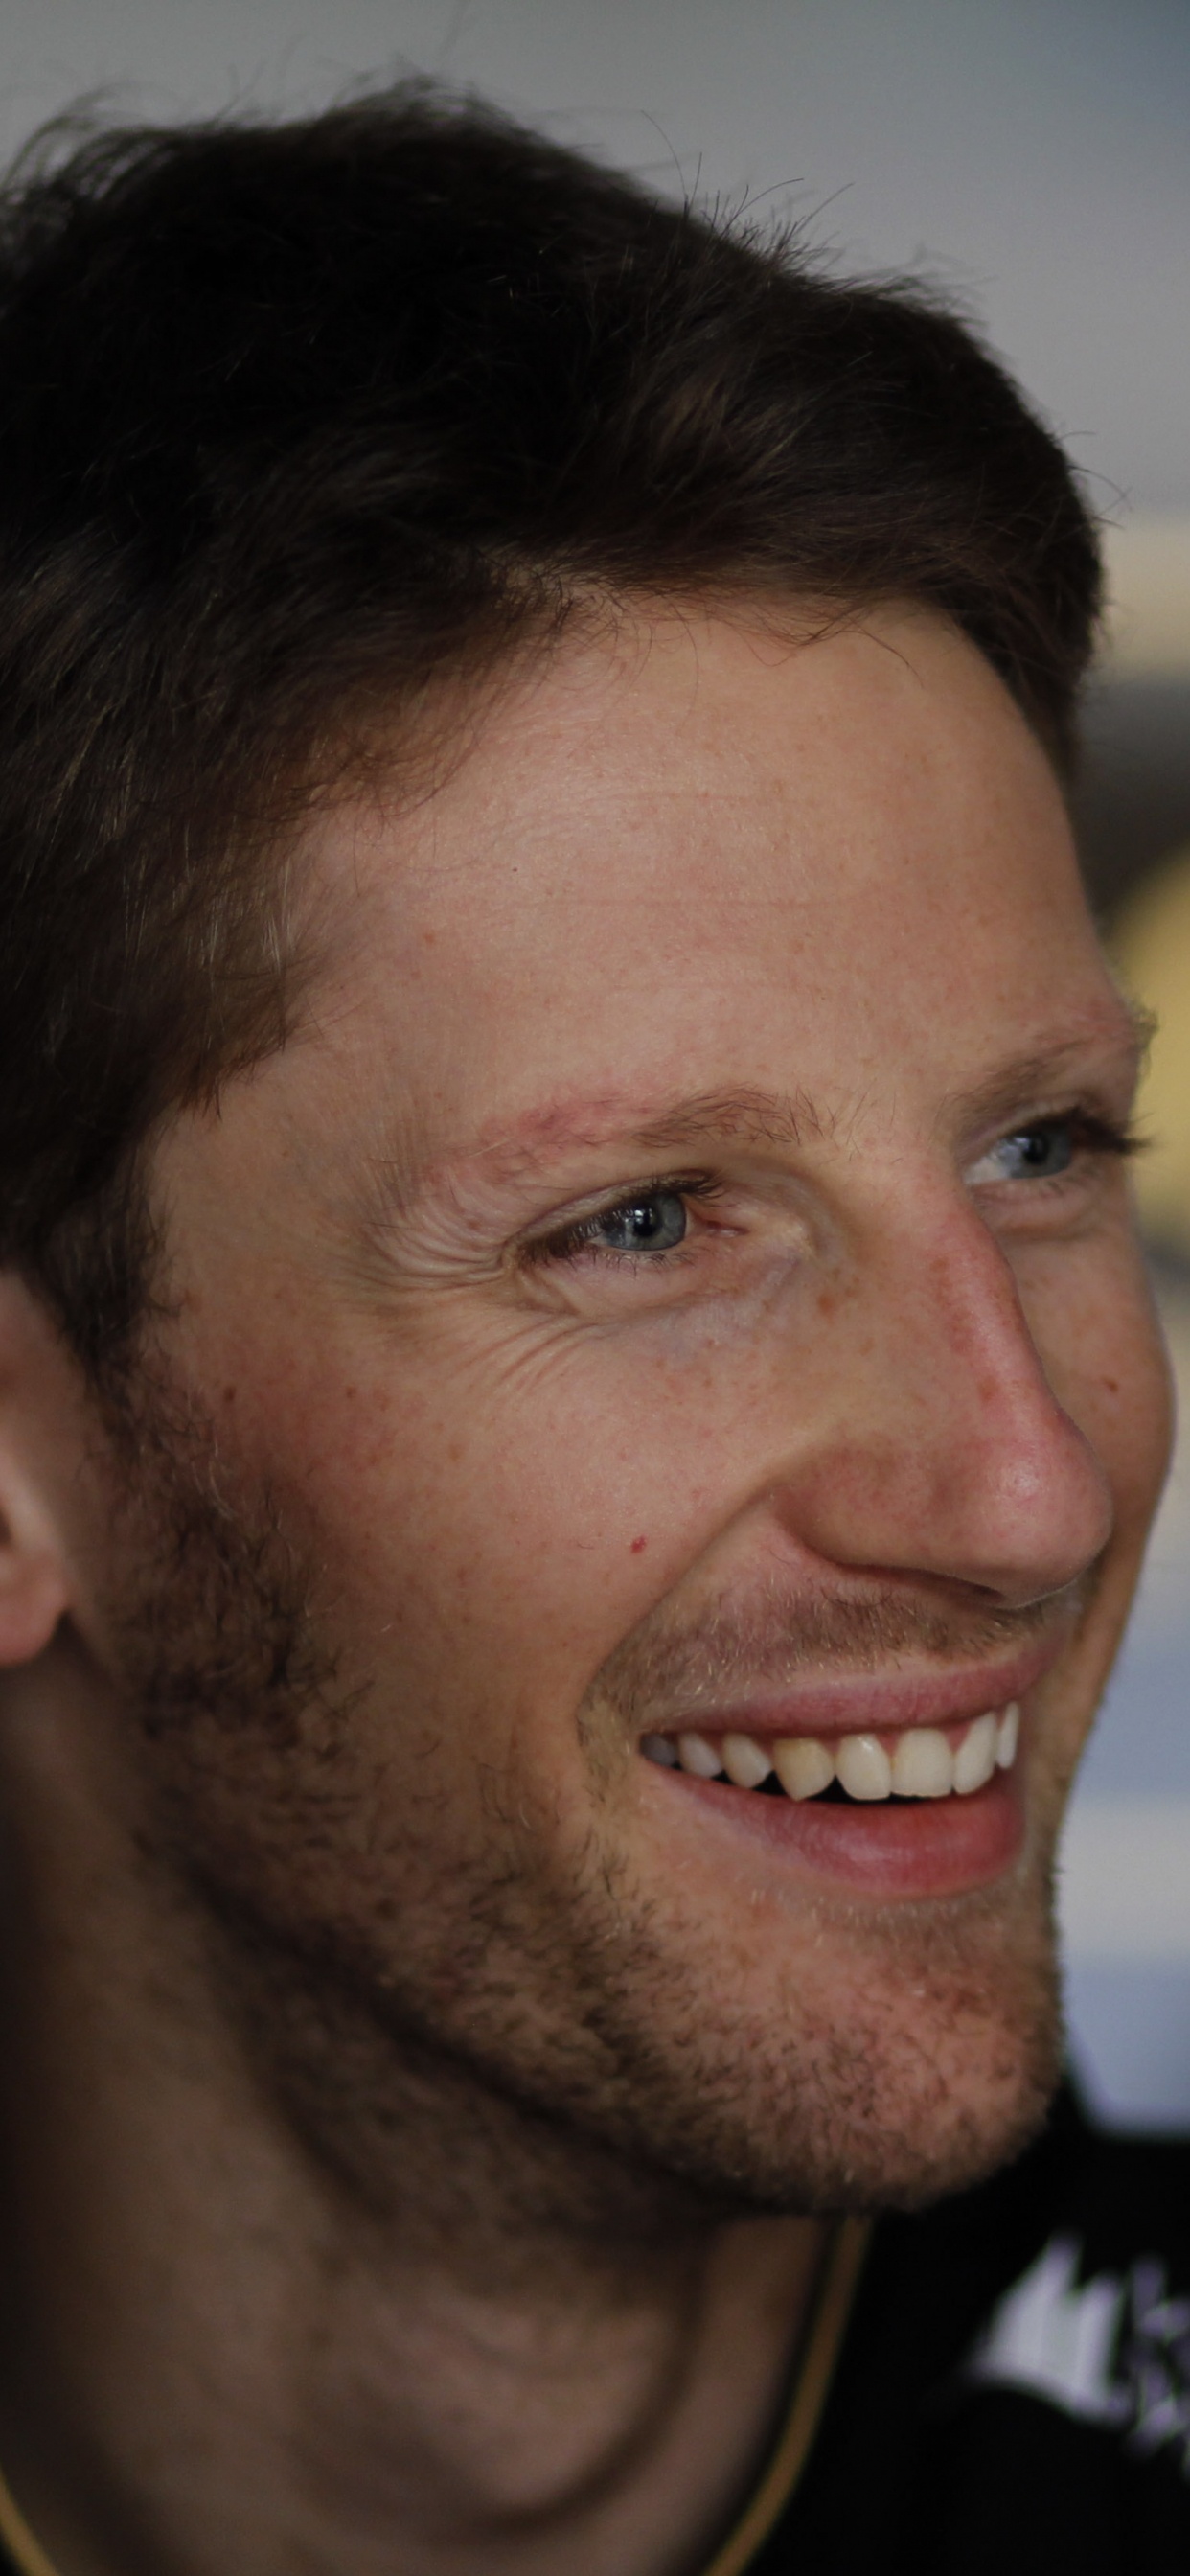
[77,604,1170,2212]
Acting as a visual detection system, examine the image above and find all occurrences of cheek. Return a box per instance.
[1071,1267,1164,1525]
[1034,1244,1173,1545]
[208,1310,777,1733]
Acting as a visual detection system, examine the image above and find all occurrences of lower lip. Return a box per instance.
[653,1764,1024,1898]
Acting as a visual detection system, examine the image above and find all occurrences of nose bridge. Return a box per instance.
[791,1200,1113,1600]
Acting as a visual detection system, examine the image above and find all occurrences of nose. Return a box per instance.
[776,1208,1113,1606]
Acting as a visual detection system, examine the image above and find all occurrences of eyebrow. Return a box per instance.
[639,1086,825,1153]
[388,1005,1146,1229]
[367,1087,822,1234]
[943,1012,1149,1142]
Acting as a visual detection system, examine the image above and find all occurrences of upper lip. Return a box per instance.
[650,1636,1064,1742]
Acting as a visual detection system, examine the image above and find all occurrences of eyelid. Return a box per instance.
[1012,1106,1142,1154]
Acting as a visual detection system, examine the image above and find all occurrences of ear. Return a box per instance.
[0,1275,74,1669]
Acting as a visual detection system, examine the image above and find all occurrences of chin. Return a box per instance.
[781,1982,1064,2218]
[594,1870,1066,2221]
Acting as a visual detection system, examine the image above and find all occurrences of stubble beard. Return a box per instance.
[95,1365,1072,2255]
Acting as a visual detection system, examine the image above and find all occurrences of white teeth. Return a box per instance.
[953,1711,998,1794]
[772,1736,835,1801]
[675,1731,722,1779]
[721,1731,773,1789]
[642,1733,679,1768]
[655,1702,1022,1804]
[890,1726,953,1798]
[835,1733,893,1800]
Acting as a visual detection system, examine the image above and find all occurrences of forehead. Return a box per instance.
[299,603,1119,1157]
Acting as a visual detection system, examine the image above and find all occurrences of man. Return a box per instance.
[0,82,1182,2576]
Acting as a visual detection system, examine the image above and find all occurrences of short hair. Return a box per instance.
[0,84,1101,1374]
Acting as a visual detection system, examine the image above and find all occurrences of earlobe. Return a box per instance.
[0,1523,68,1668]
[0,1276,76,1671]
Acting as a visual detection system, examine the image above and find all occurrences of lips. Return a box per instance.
[631,1649,1055,1897]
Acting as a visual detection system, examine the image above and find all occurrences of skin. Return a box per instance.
[0,600,1171,2576]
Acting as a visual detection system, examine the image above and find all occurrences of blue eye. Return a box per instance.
[585,1189,689,1253]
[968,1108,1138,1192]
[990,1121,1075,1182]
[527,1174,722,1272]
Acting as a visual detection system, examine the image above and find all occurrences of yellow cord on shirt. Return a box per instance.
[0,2471,59,2576]
[701,2216,870,2576]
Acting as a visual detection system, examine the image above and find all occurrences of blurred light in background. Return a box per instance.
[1102,520,1190,684]
[1112,845,1190,1263]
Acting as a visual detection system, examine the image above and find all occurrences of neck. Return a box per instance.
[0,1647,825,2576]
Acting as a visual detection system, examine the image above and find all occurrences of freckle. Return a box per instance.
[222,1386,237,1404]
[1103,1377,1119,1395]
[629,1534,648,1553]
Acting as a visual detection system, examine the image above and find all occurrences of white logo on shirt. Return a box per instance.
[968,2233,1190,2473]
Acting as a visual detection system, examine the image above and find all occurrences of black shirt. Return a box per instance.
[758,2086,1190,2572]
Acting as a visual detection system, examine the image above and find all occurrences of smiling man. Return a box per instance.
[0,84,1183,2576]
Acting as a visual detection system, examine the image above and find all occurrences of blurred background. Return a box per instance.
[3,0,1189,2122]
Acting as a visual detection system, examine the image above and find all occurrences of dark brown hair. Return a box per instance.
[0,83,1101,1372]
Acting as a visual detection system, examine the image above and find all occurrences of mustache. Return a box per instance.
[584,1571,1091,1730]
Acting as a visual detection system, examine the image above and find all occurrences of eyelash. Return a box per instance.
[994,1108,1142,1169]
[521,1108,1141,1270]
[1065,1110,1137,1152]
